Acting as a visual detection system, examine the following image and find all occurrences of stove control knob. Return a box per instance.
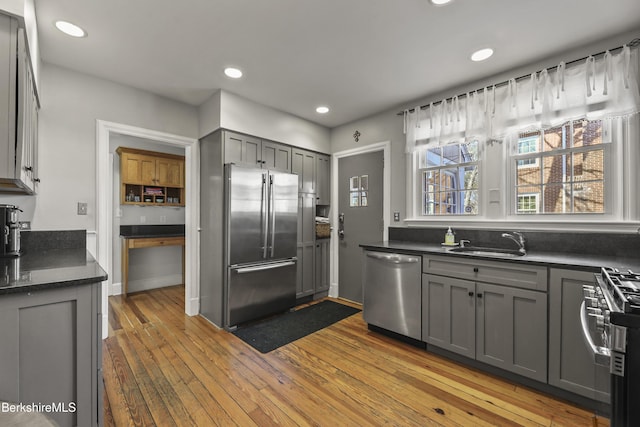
[588,313,605,331]
[583,286,596,298]
[584,297,599,307]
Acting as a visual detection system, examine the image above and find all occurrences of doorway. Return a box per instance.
[96,120,199,339]
[330,141,390,303]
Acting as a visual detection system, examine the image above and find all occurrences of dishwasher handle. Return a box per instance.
[366,251,420,264]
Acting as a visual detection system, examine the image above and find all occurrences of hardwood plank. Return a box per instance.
[103,285,609,426]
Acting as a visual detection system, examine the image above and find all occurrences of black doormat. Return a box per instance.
[232,300,361,353]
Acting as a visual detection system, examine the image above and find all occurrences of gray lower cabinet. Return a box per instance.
[476,281,547,382]
[296,193,316,298]
[422,255,548,383]
[422,274,476,359]
[314,239,330,295]
[548,268,610,402]
[0,282,102,427]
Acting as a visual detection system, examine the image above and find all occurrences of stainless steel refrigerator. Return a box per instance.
[224,164,298,328]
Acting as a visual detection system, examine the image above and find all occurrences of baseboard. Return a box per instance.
[110,274,183,295]
[328,282,339,298]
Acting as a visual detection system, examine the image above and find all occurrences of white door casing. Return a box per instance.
[96,120,200,339]
[330,141,390,299]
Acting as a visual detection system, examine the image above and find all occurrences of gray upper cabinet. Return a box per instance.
[422,255,548,382]
[224,131,291,172]
[292,148,316,193]
[296,193,316,298]
[548,268,610,402]
[0,16,39,194]
[316,154,330,205]
[262,140,292,172]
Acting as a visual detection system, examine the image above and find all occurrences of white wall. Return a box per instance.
[0,63,198,230]
[200,89,331,153]
[330,29,640,229]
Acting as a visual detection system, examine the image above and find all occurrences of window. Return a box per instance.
[418,141,479,215]
[513,119,605,215]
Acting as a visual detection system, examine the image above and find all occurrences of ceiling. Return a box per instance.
[34,0,640,129]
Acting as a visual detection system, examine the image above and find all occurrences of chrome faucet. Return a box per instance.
[501,231,526,254]
[459,240,471,248]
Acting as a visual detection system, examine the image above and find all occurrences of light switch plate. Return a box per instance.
[19,221,30,230]
[77,202,88,215]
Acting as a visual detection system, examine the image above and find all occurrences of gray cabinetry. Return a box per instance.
[315,239,330,294]
[422,274,475,358]
[548,268,610,402]
[0,15,39,194]
[422,255,548,382]
[316,154,331,205]
[296,192,316,298]
[0,283,102,427]
[476,281,547,382]
[224,131,291,172]
[292,148,316,193]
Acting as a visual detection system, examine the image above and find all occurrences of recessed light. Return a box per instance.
[224,67,243,79]
[471,48,494,62]
[430,0,452,5]
[316,106,329,114]
[55,20,87,38]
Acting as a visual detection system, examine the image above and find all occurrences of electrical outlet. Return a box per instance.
[77,202,88,215]
[19,221,31,230]
[393,212,400,222]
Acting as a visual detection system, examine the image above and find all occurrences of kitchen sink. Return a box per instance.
[447,246,525,257]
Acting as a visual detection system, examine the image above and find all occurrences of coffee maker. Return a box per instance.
[1,204,21,257]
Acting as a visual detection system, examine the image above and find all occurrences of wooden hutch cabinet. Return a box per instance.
[116,147,185,206]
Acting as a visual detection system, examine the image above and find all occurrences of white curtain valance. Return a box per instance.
[404,45,640,153]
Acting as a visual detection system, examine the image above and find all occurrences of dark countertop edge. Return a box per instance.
[359,240,639,272]
[0,275,108,295]
[0,249,108,295]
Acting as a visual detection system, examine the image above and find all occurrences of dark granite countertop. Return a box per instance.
[360,240,640,272]
[0,249,108,295]
[119,224,185,239]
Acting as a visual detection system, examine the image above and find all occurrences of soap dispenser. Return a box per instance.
[445,227,455,244]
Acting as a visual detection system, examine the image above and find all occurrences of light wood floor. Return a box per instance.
[103,285,609,426]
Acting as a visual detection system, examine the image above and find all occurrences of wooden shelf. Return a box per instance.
[117,147,185,206]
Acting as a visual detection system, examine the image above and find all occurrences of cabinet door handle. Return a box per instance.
[468,291,474,297]
[473,267,479,273]
[477,293,483,298]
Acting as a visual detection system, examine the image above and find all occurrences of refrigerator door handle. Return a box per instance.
[235,261,296,274]
[261,173,268,259]
[269,173,276,258]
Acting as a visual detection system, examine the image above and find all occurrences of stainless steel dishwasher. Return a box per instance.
[362,251,422,340]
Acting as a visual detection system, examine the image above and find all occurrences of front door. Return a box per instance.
[338,150,384,303]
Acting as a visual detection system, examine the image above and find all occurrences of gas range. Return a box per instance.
[587,267,640,426]
[599,267,640,328]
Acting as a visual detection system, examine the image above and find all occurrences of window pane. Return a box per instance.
[461,141,479,162]
[573,119,602,148]
[517,159,541,185]
[518,134,540,154]
[350,176,359,191]
[572,150,604,182]
[442,144,460,165]
[517,193,539,214]
[350,191,359,207]
[441,169,457,190]
[424,170,441,192]
[542,183,570,213]
[543,126,566,151]
[360,191,368,207]
[425,147,442,167]
[461,190,478,214]
[360,175,369,190]
[461,165,478,189]
[543,154,569,184]
[572,182,604,213]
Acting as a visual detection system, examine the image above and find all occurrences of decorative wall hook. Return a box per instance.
[353,130,361,142]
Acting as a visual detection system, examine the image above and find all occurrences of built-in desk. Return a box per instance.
[120,225,186,297]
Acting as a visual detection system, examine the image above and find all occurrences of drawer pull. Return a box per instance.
[477,293,483,298]
[473,267,479,273]
[468,291,474,297]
